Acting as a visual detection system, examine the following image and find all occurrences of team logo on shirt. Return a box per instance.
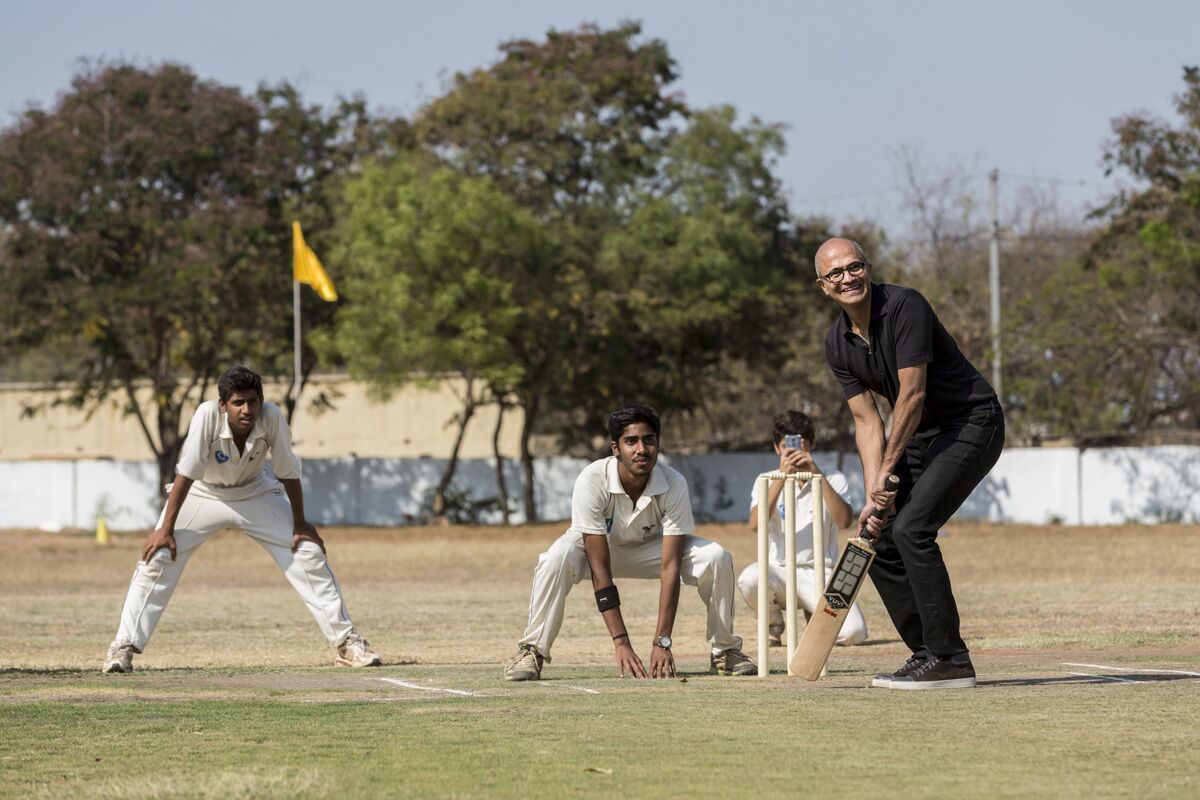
[215,451,230,464]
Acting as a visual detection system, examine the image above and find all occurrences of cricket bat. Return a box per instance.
[789,474,900,680]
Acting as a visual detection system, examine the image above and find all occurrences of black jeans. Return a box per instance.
[869,400,1004,661]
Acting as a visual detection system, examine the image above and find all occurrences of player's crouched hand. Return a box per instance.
[292,521,326,554]
[614,639,647,678]
[650,645,676,678]
[141,529,177,562]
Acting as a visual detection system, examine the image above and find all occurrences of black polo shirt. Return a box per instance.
[824,283,996,430]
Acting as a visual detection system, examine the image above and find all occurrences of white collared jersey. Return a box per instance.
[568,457,694,546]
[174,400,301,502]
[749,466,851,567]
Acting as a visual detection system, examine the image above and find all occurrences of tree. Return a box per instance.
[883,147,1098,444]
[1085,65,1200,432]
[582,106,822,448]
[328,23,844,523]
[413,22,687,520]
[0,62,375,489]
[321,156,547,520]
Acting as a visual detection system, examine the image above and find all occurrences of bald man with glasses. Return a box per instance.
[815,238,1004,690]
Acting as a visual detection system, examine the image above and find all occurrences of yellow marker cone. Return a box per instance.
[96,515,110,545]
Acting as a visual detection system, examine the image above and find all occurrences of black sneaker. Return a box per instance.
[888,656,976,690]
[870,653,929,688]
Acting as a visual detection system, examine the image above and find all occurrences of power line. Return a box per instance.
[790,186,903,204]
[996,170,1112,190]
[791,170,1114,206]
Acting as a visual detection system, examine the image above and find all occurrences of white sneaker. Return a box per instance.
[335,632,382,667]
[103,641,136,674]
[503,644,544,681]
[711,647,758,676]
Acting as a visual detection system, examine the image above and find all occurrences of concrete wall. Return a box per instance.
[5,445,1198,531]
[0,375,523,460]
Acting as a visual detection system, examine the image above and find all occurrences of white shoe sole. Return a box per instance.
[335,656,382,667]
[870,674,893,688]
[887,676,976,690]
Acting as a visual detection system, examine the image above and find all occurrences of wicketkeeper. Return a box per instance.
[504,404,757,680]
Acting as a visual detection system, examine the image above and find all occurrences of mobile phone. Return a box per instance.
[783,434,804,450]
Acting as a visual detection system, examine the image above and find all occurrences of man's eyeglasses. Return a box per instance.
[816,261,868,284]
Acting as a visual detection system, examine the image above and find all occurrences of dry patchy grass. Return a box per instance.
[2,522,1198,799]
[2,522,1198,673]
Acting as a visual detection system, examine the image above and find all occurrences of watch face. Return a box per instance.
[657,635,672,649]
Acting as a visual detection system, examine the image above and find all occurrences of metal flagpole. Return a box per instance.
[989,168,1002,400]
[293,279,302,452]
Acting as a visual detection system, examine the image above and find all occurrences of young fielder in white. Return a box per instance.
[504,404,757,680]
[103,366,380,672]
[738,410,867,646]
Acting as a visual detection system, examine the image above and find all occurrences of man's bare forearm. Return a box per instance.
[159,476,194,532]
[654,538,683,637]
[822,479,855,529]
[880,391,924,474]
[281,478,307,526]
[855,418,885,496]
[584,534,629,637]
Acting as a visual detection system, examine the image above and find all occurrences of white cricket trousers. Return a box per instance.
[113,489,355,652]
[737,562,868,646]
[518,531,744,660]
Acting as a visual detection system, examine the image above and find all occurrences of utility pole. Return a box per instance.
[989,168,1002,400]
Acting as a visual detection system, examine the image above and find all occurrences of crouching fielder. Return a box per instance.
[504,403,757,681]
[103,366,381,673]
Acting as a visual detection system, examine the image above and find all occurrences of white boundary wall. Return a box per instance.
[3,446,1198,531]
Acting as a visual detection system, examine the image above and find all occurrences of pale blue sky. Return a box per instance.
[3,1,1196,232]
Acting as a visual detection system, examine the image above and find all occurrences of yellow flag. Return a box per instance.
[292,221,338,301]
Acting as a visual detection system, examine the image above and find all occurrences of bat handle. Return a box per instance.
[859,474,902,543]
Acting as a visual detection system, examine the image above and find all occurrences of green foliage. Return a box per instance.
[1081,64,1200,433]
[417,21,684,218]
[585,105,800,429]
[0,62,381,485]
[322,156,544,393]
[326,23,814,518]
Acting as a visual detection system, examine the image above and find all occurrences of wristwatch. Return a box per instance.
[654,635,672,650]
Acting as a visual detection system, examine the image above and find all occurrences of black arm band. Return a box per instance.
[595,584,620,613]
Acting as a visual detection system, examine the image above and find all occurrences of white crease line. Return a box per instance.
[533,683,601,694]
[378,678,485,697]
[1062,662,1200,677]
[1066,671,1136,683]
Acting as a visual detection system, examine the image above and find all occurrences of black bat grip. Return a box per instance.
[859,474,901,543]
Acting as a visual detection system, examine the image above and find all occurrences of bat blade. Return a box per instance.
[789,538,876,679]
[789,474,898,680]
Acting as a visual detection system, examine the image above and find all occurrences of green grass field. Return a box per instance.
[2,523,1198,798]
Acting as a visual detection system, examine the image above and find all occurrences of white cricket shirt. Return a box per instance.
[174,400,301,502]
[568,457,694,545]
[749,466,852,567]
